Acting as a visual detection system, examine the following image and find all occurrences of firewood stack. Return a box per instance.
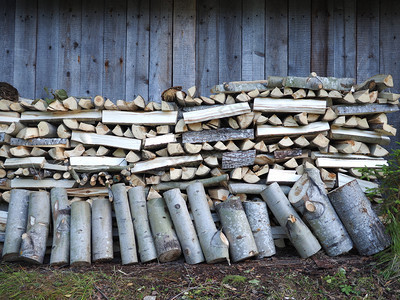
[0,73,396,265]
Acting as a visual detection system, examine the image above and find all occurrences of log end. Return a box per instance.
[158,249,182,263]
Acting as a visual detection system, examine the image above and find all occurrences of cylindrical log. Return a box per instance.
[153,175,228,191]
[261,182,321,258]
[164,188,205,264]
[243,200,276,258]
[328,180,391,256]
[92,198,113,262]
[70,201,91,266]
[229,183,291,195]
[186,182,229,264]
[128,186,157,263]
[2,189,30,261]
[215,197,259,262]
[112,183,138,265]
[20,191,51,264]
[147,197,182,263]
[50,187,71,265]
[288,169,353,256]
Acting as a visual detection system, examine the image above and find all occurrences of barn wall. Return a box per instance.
[1,0,399,147]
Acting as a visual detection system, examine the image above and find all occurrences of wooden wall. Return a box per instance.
[1,0,399,146]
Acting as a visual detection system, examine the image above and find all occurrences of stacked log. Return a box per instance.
[0,73,397,264]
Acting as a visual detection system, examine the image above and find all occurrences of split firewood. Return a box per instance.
[278,136,294,148]
[78,122,96,132]
[156,125,170,135]
[187,122,202,131]
[293,136,310,148]
[292,88,306,99]
[283,87,293,96]
[167,143,184,156]
[200,96,215,105]
[247,89,260,98]
[0,99,12,111]
[9,102,24,112]
[144,134,176,149]
[16,127,39,139]
[146,175,161,185]
[133,95,146,110]
[240,139,255,151]
[183,143,202,154]
[343,115,358,128]
[322,108,337,121]
[155,148,168,157]
[48,147,65,160]
[369,144,389,157]
[369,91,378,103]
[270,87,284,98]
[283,115,299,127]
[62,119,79,130]
[228,117,239,129]
[368,113,387,124]
[307,114,320,122]
[254,140,268,152]
[369,123,397,136]
[268,143,279,153]
[236,92,251,102]
[170,168,182,181]
[37,121,57,138]
[181,167,197,180]
[317,89,329,98]
[204,156,219,167]
[230,167,243,180]
[378,92,400,101]
[112,124,124,137]
[57,124,71,139]
[355,74,393,91]
[310,133,330,148]
[93,95,105,109]
[294,112,308,125]
[112,148,126,158]
[210,93,225,104]
[208,188,229,201]
[0,145,11,158]
[6,122,25,136]
[283,158,298,169]
[331,116,346,127]
[30,147,47,157]
[104,99,118,110]
[83,147,96,156]
[225,94,235,104]
[96,145,110,156]
[328,90,342,99]
[202,142,214,151]
[77,98,93,110]
[33,99,48,111]
[212,141,226,151]
[10,146,30,157]
[225,140,240,152]
[195,164,210,177]
[142,149,156,160]
[355,117,369,130]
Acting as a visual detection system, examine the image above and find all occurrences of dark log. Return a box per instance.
[9,137,69,148]
[182,128,254,144]
[221,150,256,169]
[333,104,399,116]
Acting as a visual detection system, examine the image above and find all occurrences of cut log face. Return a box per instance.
[128,186,157,263]
[91,198,113,262]
[243,201,276,258]
[260,183,321,258]
[50,188,70,265]
[147,197,182,263]
[328,180,391,255]
[288,169,353,256]
[164,188,205,264]
[215,197,259,262]
[2,189,31,261]
[70,201,91,266]
[20,191,51,264]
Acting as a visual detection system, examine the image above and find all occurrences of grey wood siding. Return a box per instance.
[0,0,399,147]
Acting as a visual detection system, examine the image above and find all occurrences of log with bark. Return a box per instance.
[260,182,321,258]
[147,197,182,262]
[288,169,353,256]
[91,198,113,262]
[328,180,391,255]
[50,188,70,265]
[2,189,30,261]
[215,197,259,262]
[70,201,91,266]
[20,191,50,264]
[163,188,205,264]
[111,183,138,265]
[243,201,276,258]
[182,128,254,144]
[128,186,157,263]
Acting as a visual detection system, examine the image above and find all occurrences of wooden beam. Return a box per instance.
[20,110,102,122]
[354,74,393,91]
[130,154,202,173]
[182,128,254,144]
[266,169,301,184]
[329,128,390,145]
[183,103,251,124]
[102,110,178,125]
[256,122,330,137]
[337,173,378,193]
[144,133,177,149]
[315,157,387,168]
[10,179,76,189]
[9,137,69,148]
[332,104,399,116]
[311,151,386,161]
[70,157,127,170]
[71,131,142,151]
[4,157,46,169]
[253,98,326,114]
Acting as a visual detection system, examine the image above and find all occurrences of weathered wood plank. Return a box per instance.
[126,0,150,100]
[316,157,387,168]
[71,131,142,151]
[253,98,326,114]
[288,0,311,76]
[58,0,81,96]
[0,112,20,124]
[20,110,102,122]
[35,0,59,99]
[356,0,379,83]
[131,154,202,173]
[329,128,391,145]
[144,133,177,149]
[14,0,37,98]
[103,0,126,101]
[256,122,330,137]
[182,128,254,144]
[10,138,69,148]
[70,156,127,168]
[332,104,399,116]
[221,150,256,169]
[311,0,334,76]
[337,172,378,192]
[242,0,265,80]
[0,0,16,84]
[183,103,251,124]
[266,169,301,184]
[102,110,178,125]
[196,0,218,96]
[219,0,241,83]
[80,0,104,98]
[149,0,173,102]
[4,157,47,169]
[10,179,76,189]
[265,0,288,76]
[311,151,386,161]
[173,0,196,91]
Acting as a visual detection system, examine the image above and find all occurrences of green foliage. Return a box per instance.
[359,145,400,281]
[221,275,247,285]
[43,87,68,104]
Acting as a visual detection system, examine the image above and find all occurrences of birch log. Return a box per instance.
[70,201,91,266]
[50,188,70,265]
[20,191,50,264]
[260,183,321,258]
[92,198,113,262]
[186,182,230,263]
[328,180,391,255]
[243,201,276,258]
[147,197,182,262]
[128,186,157,263]
[163,188,204,264]
[288,169,353,256]
[2,189,30,261]
[112,183,138,265]
[215,197,259,262]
